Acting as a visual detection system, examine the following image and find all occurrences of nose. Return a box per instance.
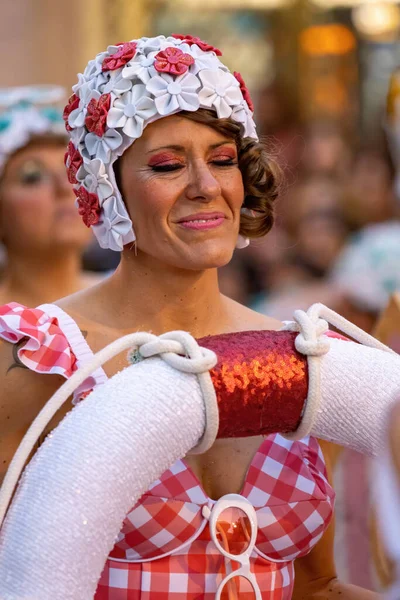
[186,160,221,203]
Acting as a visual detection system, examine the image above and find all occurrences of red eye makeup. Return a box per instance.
[148,153,184,168]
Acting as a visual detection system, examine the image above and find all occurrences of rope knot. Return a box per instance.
[127,331,217,374]
[282,309,330,357]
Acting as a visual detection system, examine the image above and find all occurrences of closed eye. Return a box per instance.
[150,164,184,172]
[212,159,237,167]
[150,159,237,172]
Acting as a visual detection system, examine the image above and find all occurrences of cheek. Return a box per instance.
[1,187,54,230]
[128,179,177,228]
[223,171,245,209]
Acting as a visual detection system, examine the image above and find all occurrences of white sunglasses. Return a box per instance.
[203,493,262,600]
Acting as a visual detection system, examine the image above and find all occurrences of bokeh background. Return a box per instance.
[2,0,400,592]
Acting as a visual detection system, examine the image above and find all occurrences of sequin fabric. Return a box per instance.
[198,330,308,438]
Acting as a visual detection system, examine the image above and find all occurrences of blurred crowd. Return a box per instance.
[219,117,400,341]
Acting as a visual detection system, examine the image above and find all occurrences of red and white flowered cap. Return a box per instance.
[64,34,257,251]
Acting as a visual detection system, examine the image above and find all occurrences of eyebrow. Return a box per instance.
[145,141,236,155]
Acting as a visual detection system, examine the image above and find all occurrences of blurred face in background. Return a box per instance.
[283,177,349,277]
[301,125,351,177]
[0,136,91,255]
[344,152,395,228]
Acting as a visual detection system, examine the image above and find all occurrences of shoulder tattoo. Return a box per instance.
[7,338,29,374]
[7,331,88,374]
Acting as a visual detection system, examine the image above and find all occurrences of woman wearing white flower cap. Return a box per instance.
[0,36,383,599]
[0,85,97,306]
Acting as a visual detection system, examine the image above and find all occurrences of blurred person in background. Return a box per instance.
[288,175,349,279]
[327,221,400,590]
[342,149,396,231]
[0,86,99,306]
[330,221,400,333]
[253,175,348,320]
[300,121,352,179]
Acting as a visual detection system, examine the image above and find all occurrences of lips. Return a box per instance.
[177,212,226,224]
[176,212,227,232]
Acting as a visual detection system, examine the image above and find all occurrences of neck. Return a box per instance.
[1,248,84,306]
[108,252,227,337]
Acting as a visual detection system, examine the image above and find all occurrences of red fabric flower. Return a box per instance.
[154,47,194,76]
[172,34,222,56]
[102,42,137,71]
[64,142,83,185]
[63,94,80,132]
[74,186,101,227]
[85,93,111,137]
[234,71,254,112]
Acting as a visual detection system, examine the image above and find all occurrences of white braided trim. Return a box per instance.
[282,303,396,441]
[0,331,218,528]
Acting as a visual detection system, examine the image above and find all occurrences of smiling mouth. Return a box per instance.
[177,215,226,231]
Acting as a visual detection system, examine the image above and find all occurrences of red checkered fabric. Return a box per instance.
[0,303,335,598]
[0,302,108,401]
[96,435,334,599]
[0,302,77,376]
[97,530,295,600]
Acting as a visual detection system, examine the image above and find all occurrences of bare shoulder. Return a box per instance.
[55,280,115,343]
[0,338,67,483]
[56,278,104,319]
[223,295,282,332]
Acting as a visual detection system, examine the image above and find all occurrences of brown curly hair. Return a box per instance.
[179,109,282,239]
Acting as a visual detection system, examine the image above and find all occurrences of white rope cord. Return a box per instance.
[282,302,396,440]
[0,331,218,529]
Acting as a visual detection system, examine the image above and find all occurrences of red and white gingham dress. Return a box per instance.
[0,302,335,599]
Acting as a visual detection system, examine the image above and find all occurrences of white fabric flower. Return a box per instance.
[81,53,110,91]
[68,83,98,129]
[76,158,114,201]
[179,43,225,75]
[122,53,157,84]
[198,70,242,118]
[69,124,86,148]
[136,36,167,54]
[72,73,87,95]
[73,71,108,96]
[92,196,134,251]
[231,104,258,139]
[146,73,200,116]
[165,36,185,46]
[102,70,133,95]
[83,51,108,80]
[85,128,123,164]
[107,85,157,139]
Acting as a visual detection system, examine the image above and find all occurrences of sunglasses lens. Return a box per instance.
[215,507,252,555]
[220,575,257,599]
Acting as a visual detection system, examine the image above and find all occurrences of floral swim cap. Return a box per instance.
[0,85,65,175]
[64,34,258,251]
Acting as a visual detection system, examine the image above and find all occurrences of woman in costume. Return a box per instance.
[0,36,389,599]
[0,85,97,306]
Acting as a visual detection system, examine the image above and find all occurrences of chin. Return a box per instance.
[184,244,235,271]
